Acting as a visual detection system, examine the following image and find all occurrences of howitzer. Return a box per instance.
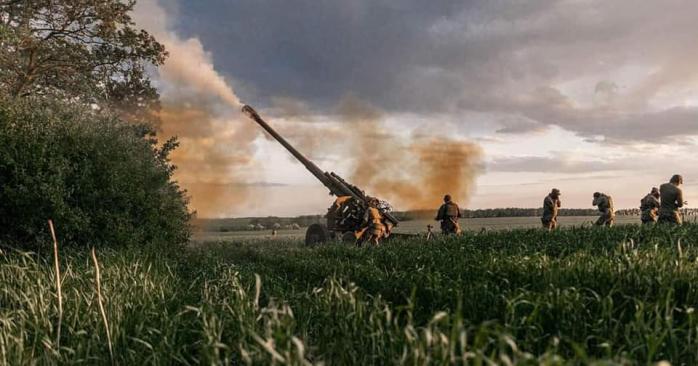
[242,105,399,244]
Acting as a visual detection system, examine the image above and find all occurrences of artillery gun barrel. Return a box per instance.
[242,105,327,182]
[242,104,399,227]
[241,105,361,201]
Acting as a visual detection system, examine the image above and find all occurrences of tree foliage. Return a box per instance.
[0,96,190,250]
[0,0,166,119]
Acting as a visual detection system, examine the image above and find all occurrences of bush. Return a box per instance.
[0,97,191,251]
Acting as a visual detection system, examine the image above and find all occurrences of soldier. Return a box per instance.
[640,187,661,224]
[541,188,561,230]
[592,192,615,227]
[658,174,685,224]
[361,197,387,246]
[435,194,462,235]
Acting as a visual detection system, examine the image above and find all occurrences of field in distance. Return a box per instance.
[194,215,662,242]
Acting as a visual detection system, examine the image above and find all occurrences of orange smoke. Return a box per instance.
[154,101,258,217]
[352,138,482,210]
[135,1,481,216]
[134,0,260,217]
[341,97,482,210]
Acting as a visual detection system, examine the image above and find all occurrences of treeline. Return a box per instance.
[397,208,698,220]
[616,208,698,217]
[395,208,599,220]
[199,208,698,231]
[195,215,323,232]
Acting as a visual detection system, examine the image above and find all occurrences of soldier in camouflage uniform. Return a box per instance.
[541,188,561,230]
[640,187,660,224]
[435,194,462,235]
[592,192,615,227]
[658,175,685,225]
[361,197,387,246]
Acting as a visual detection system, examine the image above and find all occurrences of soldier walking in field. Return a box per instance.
[435,194,462,235]
[592,192,615,227]
[640,187,661,224]
[658,174,685,225]
[541,188,561,230]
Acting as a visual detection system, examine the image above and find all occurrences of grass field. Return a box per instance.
[4,223,698,364]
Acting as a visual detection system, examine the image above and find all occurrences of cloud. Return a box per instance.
[170,0,698,144]
[495,116,546,134]
[488,156,640,174]
[505,87,698,143]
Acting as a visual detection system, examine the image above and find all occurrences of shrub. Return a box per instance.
[0,97,191,251]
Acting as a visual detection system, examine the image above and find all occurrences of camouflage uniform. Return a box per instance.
[640,193,660,224]
[659,182,684,224]
[593,193,615,227]
[541,191,561,230]
[359,206,386,246]
[436,201,462,235]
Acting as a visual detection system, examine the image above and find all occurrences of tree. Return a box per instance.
[0,96,191,251]
[0,0,166,120]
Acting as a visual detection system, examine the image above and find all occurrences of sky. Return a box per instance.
[135,0,698,217]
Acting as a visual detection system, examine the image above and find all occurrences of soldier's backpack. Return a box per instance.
[445,202,460,217]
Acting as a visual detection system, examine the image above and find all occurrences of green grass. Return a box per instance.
[3,224,698,364]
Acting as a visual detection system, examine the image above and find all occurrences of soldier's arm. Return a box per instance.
[677,189,684,208]
[457,205,463,218]
[435,205,444,220]
[556,199,561,208]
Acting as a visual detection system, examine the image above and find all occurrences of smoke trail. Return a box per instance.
[133,0,257,217]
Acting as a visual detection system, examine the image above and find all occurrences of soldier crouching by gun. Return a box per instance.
[356,197,390,247]
[435,194,462,235]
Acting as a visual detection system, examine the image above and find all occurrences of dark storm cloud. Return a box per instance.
[172,0,698,143]
[490,86,698,143]
[172,0,474,109]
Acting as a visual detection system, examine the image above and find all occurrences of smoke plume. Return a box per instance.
[132,1,482,216]
[133,0,257,217]
[339,97,482,209]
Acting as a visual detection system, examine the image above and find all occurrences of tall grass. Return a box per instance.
[2,224,698,364]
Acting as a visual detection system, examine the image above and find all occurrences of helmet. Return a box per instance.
[377,200,393,212]
[651,187,659,194]
[444,194,452,203]
[551,188,561,195]
[593,192,601,198]
[670,174,683,185]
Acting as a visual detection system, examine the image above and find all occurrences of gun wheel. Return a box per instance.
[305,223,329,246]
